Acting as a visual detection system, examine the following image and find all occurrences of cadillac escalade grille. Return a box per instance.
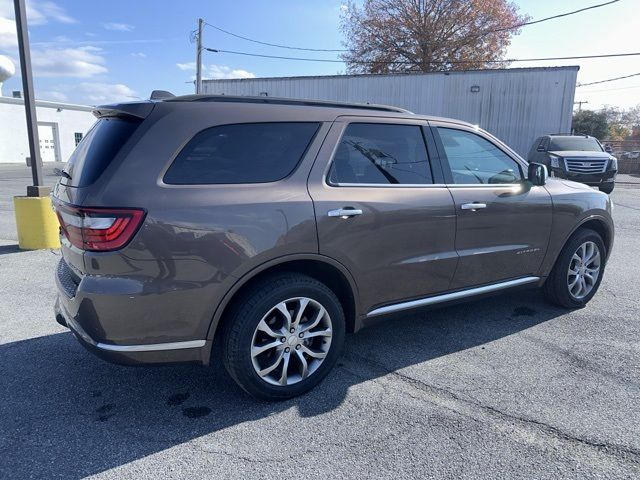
[564,158,608,174]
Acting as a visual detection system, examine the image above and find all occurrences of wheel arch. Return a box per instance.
[544,214,613,277]
[205,254,361,343]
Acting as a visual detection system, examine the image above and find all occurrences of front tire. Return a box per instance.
[544,228,606,308]
[221,273,345,400]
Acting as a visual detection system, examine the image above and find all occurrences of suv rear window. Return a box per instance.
[164,122,320,185]
[549,137,603,152]
[64,118,140,187]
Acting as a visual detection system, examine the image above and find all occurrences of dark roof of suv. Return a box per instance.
[96,94,475,129]
[163,94,413,114]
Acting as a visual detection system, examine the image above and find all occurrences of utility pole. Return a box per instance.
[14,0,45,196]
[195,18,204,94]
[574,100,589,112]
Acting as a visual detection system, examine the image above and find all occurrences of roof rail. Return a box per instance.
[164,94,413,114]
[549,132,590,137]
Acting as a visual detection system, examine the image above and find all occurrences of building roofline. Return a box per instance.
[0,96,93,112]
[203,65,580,83]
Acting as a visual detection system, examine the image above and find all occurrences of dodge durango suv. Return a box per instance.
[53,95,614,400]
[527,134,617,193]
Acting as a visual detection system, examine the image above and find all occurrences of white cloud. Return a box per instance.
[103,22,134,32]
[207,64,255,80]
[0,16,17,49]
[176,61,196,71]
[0,1,75,25]
[130,52,146,58]
[31,46,107,77]
[176,62,255,79]
[39,90,68,102]
[75,82,136,104]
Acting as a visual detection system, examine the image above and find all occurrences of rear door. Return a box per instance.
[431,122,552,289]
[307,117,458,313]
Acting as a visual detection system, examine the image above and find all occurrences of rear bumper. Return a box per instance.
[550,168,617,186]
[54,259,211,366]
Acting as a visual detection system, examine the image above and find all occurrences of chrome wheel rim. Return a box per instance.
[567,241,601,300]
[251,297,332,386]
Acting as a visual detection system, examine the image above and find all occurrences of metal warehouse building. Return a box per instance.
[203,66,578,157]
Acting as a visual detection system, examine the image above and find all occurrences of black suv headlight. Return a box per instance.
[548,154,562,169]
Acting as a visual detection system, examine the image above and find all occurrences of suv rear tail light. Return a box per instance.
[55,203,145,251]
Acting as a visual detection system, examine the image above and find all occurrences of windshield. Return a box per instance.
[549,137,603,152]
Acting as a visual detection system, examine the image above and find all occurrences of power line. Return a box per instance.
[203,21,345,52]
[205,48,640,65]
[577,72,640,86]
[489,0,620,33]
[202,0,620,53]
[578,84,640,93]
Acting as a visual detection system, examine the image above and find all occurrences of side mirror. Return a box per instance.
[604,144,613,153]
[528,162,548,186]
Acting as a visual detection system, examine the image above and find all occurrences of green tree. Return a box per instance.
[340,0,529,74]
[572,110,609,140]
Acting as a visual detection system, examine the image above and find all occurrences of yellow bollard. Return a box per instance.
[13,196,61,249]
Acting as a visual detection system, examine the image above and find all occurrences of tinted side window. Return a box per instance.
[437,128,523,185]
[164,122,320,184]
[328,123,433,185]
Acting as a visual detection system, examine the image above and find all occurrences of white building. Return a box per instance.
[203,66,579,157]
[0,55,95,164]
[0,96,95,164]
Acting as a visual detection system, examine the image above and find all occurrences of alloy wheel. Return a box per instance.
[250,297,333,386]
[567,240,601,300]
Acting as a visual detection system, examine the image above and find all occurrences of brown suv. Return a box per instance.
[53,95,614,400]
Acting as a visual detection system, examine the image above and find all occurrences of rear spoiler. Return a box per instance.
[92,102,155,120]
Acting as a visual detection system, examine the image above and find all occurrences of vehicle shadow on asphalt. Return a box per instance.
[0,289,565,478]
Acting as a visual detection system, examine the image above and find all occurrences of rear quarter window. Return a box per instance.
[164,122,320,184]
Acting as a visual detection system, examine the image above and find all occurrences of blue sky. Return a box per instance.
[0,0,638,108]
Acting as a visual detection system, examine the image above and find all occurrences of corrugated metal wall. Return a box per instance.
[203,67,578,157]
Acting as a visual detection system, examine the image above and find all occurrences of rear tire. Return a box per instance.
[221,273,345,401]
[544,228,606,309]
[599,183,614,194]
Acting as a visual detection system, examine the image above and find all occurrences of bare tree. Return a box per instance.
[340,0,529,73]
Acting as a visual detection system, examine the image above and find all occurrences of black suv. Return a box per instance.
[527,134,617,193]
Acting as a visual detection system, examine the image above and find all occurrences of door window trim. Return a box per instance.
[430,121,528,188]
[323,118,444,188]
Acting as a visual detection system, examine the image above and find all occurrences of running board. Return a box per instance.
[367,276,540,318]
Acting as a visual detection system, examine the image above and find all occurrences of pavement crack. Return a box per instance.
[344,351,640,466]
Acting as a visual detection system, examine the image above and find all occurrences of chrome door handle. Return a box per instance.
[328,208,363,218]
[461,202,487,211]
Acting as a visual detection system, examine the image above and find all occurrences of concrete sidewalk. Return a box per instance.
[616,173,640,185]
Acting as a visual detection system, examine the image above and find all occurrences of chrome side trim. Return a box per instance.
[367,276,540,317]
[64,314,206,352]
[96,340,207,352]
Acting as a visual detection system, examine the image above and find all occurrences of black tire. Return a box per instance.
[544,228,606,309]
[221,273,345,401]
[599,183,614,194]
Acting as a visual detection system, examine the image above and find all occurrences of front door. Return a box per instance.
[308,117,458,313]
[432,123,552,289]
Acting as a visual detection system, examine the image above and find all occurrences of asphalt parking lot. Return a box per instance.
[1,164,639,479]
